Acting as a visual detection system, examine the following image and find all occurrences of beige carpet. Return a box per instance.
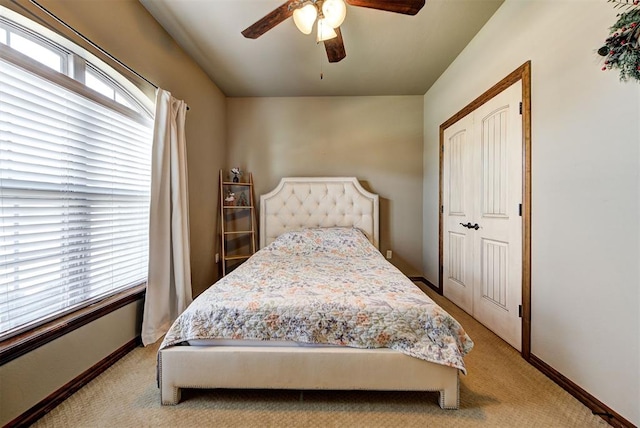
[33,286,608,428]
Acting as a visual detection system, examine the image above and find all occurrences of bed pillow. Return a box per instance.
[265,227,375,257]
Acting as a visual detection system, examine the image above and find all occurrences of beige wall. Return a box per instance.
[423,0,639,424]
[227,96,424,275]
[0,0,225,424]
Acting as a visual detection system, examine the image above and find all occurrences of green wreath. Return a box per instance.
[598,0,640,82]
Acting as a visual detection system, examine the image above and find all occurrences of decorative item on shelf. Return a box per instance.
[598,0,640,82]
[224,190,235,206]
[237,191,248,207]
[231,167,242,183]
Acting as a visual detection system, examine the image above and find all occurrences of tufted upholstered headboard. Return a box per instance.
[260,177,379,249]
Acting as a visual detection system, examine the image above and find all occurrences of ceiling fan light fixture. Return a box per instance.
[293,4,318,35]
[322,0,347,28]
[316,18,338,42]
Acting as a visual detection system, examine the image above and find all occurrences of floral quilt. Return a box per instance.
[160,227,473,372]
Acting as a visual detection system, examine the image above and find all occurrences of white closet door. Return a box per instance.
[443,113,474,314]
[472,81,522,350]
[442,81,523,351]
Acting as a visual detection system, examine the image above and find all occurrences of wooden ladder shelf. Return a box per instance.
[219,170,257,276]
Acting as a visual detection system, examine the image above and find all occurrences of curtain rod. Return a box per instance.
[28,0,190,110]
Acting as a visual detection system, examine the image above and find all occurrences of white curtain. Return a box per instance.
[141,89,192,346]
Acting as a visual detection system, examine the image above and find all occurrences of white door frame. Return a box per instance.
[438,61,532,358]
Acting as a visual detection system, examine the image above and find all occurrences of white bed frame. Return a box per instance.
[159,177,461,409]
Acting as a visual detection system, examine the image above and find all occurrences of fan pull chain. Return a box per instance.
[319,41,324,80]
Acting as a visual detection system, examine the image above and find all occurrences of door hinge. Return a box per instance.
[518,305,523,318]
[441,205,444,214]
[519,102,523,115]
[518,203,522,216]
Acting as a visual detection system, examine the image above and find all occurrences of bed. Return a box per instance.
[158,177,473,409]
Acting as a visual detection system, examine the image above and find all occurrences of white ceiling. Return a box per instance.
[140,0,504,97]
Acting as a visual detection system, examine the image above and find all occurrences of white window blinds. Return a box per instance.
[0,57,153,338]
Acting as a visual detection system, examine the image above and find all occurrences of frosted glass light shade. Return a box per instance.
[293,4,317,35]
[322,0,346,28]
[316,18,337,42]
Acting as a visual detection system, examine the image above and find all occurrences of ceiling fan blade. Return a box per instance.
[345,0,425,15]
[241,1,295,39]
[324,27,346,63]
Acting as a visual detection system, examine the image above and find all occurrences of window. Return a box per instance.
[2,30,66,73]
[0,9,154,340]
[85,67,138,110]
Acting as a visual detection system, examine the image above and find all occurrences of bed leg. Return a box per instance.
[161,385,182,405]
[438,374,460,409]
[159,350,182,405]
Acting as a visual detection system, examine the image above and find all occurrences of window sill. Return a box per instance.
[0,284,146,366]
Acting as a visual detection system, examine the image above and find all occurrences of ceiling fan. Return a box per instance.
[241,0,426,63]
